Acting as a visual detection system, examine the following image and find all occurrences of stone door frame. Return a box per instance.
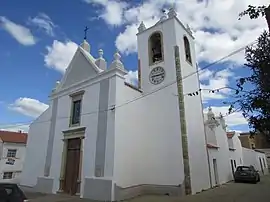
[58,127,85,195]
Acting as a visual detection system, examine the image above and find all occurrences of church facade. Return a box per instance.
[20,8,267,201]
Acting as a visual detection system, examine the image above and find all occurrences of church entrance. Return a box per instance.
[63,138,81,195]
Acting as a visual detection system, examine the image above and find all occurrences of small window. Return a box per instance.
[6,158,15,165]
[71,99,82,125]
[234,160,236,168]
[149,32,163,65]
[3,172,13,179]
[7,149,16,158]
[69,91,84,127]
[183,36,192,64]
[236,166,253,171]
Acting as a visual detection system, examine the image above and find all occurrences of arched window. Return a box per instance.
[184,36,192,64]
[149,32,163,65]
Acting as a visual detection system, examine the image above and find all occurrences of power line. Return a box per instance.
[0,41,255,129]
[0,86,245,129]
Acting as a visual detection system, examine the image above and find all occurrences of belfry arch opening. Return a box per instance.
[149,32,163,65]
[184,36,192,64]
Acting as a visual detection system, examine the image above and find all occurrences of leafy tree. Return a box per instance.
[239,5,270,29]
[226,5,270,140]
[231,31,270,140]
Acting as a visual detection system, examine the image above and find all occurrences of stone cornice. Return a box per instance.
[49,67,126,100]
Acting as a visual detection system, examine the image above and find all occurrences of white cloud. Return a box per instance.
[203,106,248,128]
[84,0,268,64]
[83,0,128,26]
[116,24,138,54]
[28,13,56,36]
[199,68,213,81]
[0,124,29,133]
[125,70,138,85]
[199,68,234,102]
[44,40,78,73]
[9,98,49,118]
[0,16,36,45]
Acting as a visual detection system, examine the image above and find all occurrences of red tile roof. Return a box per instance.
[207,143,219,149]
[0,131,28,144]
[227,131,235,138]
[124,82,143,93]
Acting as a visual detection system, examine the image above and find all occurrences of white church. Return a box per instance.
[20,8,268,201]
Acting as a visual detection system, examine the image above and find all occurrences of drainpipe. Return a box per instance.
[196,63,213,188]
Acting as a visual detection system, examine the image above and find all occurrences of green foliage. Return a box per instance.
[239,5,267,20]
[232,31,270,139]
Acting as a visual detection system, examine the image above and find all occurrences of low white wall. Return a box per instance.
[114,81,185,188]
[242,148,268,175]
[20,108,52,187]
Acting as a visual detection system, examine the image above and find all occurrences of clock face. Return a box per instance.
[149,66,165,85]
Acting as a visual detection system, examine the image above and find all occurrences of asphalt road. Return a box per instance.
[26,175,270,202]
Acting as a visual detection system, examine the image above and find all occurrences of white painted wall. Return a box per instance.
[118,16,210,194]
[207,119,232,185]
[204,125,218,146]
[229,133,244,167]
[49,80,101,194]
[0,143,26,183]
[175,18,211,193]
[20,107,52,187]
[242,148,268,175]
[114,76,185,188]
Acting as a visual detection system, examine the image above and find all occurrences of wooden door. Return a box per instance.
[64,138,81,195]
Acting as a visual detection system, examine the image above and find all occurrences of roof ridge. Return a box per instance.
[0,130,28,134]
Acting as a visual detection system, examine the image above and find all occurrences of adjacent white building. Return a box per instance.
[204,108,268,188]
[0,131,27,183]
[20,8,268,201]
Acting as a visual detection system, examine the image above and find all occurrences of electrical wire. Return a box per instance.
[0,41,256,129]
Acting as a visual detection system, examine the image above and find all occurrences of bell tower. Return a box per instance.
[136,8,212,194]
[136,8,197,93]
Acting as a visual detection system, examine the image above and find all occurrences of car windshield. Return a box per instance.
[237,166,252,171]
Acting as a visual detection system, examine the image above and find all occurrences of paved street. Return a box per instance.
[26,175,270,202]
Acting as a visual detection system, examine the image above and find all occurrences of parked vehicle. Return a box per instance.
[234,165,260,183]
[0,183,28,202]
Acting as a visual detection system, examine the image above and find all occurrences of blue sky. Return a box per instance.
[0,0,268,132]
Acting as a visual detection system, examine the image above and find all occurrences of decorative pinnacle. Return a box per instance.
[114,50,121,61]
[98,49,104,58]
[138,21,146,32]
[168,7,177,18]
[160,9,167,21]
